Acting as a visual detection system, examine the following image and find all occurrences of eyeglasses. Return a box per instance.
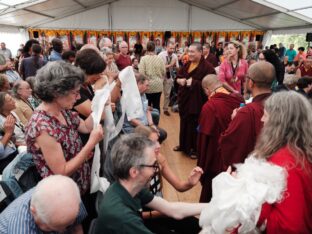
[138,161,159,172]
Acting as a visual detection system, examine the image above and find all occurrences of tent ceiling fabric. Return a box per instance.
[0,0,311,30]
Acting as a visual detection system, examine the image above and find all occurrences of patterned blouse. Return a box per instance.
[139,54,166,93]
[25,109,91,194]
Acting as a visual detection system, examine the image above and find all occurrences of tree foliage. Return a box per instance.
[270,34,309,49]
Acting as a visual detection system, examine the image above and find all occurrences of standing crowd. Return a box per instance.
[0,36,310,234]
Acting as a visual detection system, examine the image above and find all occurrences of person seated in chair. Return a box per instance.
[122,74,167,143]
[0,175,87,234]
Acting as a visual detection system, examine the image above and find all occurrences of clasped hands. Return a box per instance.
[177,77,192,87]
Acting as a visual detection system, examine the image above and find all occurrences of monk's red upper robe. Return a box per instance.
[197,92,244,202]
[219,93,271,169]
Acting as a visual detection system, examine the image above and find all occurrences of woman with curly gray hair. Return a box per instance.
[254,91,312,233]
[25,61,104,195]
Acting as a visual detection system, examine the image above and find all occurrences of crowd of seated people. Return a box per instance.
[0,37,310,234]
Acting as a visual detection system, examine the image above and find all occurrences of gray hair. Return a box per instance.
[283,74,298,86]
[12,80,27,99]
[34,61,85,102]
[30,175,81,225]
[99,37,112,50]
[111,134,155,180]
[254,91,312,167]
[135,73,148,84]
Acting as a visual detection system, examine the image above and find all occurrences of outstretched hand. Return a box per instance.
[187,166,203,186]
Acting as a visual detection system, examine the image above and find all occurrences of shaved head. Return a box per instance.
[248,61,275,88]
[202,74,222,89]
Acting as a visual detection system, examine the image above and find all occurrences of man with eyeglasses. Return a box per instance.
[219,61,274,169]
[95,134,207,234]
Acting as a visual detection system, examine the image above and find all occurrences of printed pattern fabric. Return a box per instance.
[25,109,91,194]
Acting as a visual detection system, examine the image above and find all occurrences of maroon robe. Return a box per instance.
[219,93,271,169]
[197,92,244,202]
[177,56,216,155]
[204,53,218,67]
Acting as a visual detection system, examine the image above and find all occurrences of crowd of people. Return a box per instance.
[0,35,310,234]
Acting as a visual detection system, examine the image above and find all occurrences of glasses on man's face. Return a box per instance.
[138,161,159,172]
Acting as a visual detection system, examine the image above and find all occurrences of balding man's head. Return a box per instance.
[247,61,275,89]
[119,41,129,55]
[202,74,222,96]
[30,175,81,232]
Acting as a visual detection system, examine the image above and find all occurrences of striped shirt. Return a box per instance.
[0,189,87,234]
[139,54,166,93]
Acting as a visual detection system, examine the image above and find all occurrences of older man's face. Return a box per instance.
[120,42,129,55]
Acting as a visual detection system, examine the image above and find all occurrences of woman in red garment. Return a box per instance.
[218,41,248,94]
[253,91,312,234]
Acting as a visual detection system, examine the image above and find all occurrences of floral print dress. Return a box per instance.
[25,109,91,194]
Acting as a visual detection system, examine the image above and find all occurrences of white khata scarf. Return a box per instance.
[199,156,287,234]
[90,66,144,193]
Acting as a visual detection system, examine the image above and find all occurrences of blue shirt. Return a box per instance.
[49,50,62,61]
[285,49,297,62]
[0,189,87,234]
[123,94,149,133]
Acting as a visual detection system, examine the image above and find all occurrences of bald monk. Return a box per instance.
[197,74,244,202]
[174,42,216,158]
[219,61,275,169]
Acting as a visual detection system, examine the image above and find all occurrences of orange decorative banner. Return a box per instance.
[192,31,202,43]
[128,31,137,50]
[141,32,150,49]
[114,31,124,44]
[180,32,189,47]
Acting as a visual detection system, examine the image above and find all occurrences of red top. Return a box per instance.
[115,54,131,71]
[218,59,248,92]
[299,65,312,77]
[258,147,312,234]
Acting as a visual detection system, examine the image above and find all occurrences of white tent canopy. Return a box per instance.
[0,0,311,32]
[0,0,312,54]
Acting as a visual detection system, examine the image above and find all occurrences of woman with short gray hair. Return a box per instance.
[25,61,104,195]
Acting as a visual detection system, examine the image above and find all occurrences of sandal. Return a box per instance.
[173,145,182,151]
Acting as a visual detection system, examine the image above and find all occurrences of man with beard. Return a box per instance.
[197,74,244,202]
[174,42,215,158]
[95,134,207,234]
[219,61,275,168]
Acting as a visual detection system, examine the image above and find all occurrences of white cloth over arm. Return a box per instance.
[90,84,111,194]
[199,157,287,234]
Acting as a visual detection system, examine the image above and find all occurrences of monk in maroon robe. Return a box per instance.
[197,74,244,202]
[175,43,215,158]
[219,61,275,170]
